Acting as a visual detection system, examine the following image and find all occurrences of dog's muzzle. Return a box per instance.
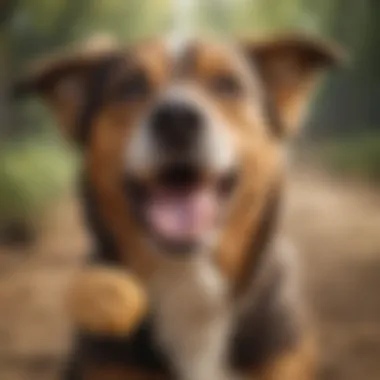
[124,95,238,256]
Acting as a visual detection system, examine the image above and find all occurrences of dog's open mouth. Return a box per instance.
[124,163,238,254]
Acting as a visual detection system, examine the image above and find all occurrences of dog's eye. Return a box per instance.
[209,74,243,98]
[114,71,150,101]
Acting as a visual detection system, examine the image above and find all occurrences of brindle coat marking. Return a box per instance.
[14,34,343,380]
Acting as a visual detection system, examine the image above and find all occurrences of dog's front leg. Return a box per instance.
[67,267,148,336]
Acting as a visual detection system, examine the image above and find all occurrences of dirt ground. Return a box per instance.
[0,168,380,380]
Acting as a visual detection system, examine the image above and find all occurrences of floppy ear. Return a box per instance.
[13,35,121,144]
[243,33,346,137]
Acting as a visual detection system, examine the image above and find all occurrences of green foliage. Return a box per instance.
[0,138,76,224]
[316,133,380,182]
[8,0,171,67]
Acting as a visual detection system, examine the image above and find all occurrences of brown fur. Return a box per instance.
[244,33,346,136]
[84,40,170,278]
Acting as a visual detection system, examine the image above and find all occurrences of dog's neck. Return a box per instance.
[216,174,283,297]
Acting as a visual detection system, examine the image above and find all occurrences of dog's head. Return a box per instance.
[15,34,343,266]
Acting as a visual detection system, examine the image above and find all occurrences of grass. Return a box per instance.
[314,132,380,182]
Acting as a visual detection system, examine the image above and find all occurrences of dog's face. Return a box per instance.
[108,40,281,255]
[17,35,342,262]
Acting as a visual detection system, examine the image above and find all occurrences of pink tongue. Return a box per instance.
[147,189,217,241]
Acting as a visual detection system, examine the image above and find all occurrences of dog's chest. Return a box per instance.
[150,258,237,380]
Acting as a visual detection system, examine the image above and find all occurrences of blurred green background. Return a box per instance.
[0,0,379,243]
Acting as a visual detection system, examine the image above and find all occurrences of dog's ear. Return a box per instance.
[13,35,121,143]
[243,33,346,137]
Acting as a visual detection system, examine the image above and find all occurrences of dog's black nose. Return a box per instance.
[150,102,203,152]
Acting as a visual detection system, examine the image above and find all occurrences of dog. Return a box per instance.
[14,32,344,380]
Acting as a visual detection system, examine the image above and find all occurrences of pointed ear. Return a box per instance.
[243,33,346,137]
[13,35,122,144]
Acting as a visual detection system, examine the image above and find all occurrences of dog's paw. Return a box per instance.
[67,267,148,336]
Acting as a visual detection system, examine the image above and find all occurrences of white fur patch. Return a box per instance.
[150,257,239,380]
[166,34,190,65]
[125,116,158,177]
[200,105,237,174]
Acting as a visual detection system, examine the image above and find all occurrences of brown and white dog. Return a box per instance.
[15,33,344,380]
